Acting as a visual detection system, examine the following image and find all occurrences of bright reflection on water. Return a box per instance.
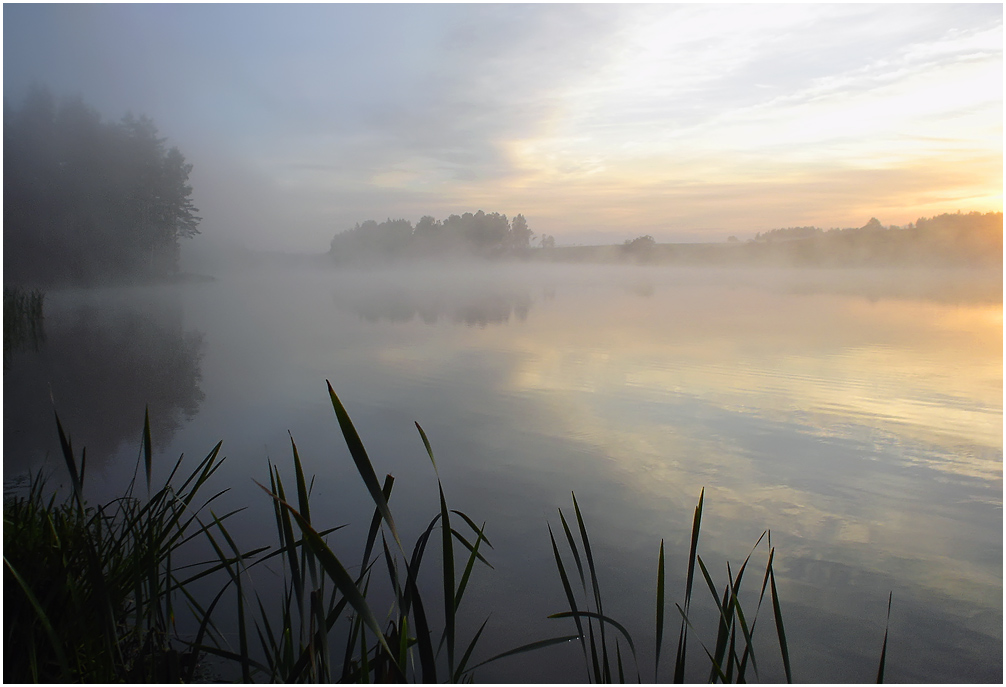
[6,262,1001,682]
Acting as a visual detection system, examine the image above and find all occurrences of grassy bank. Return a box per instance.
[4,383,888,683]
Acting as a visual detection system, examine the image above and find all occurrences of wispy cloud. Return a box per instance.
[4,4,1001,249]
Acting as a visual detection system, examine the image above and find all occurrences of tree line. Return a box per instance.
[742,212,1002,266]
[329,211,547,263]
[4,87,201,285]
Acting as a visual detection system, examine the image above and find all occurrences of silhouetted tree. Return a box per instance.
[4,87,201,284]
[509,213,533,249]
[329,210,535,261]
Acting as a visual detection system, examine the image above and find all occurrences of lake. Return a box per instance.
[4,260,1002,682]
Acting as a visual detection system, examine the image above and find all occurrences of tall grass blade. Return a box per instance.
[455,521,488,608]
[558,508,587,592]
[547,610,637,659]
[415,421,438,472]
[548,523,589,669]
[258,481,402,672]
[143,406,153,494]
[465,634,581,674]
[53,412,83,511]
[439,483,457,677]
[616,638,625,684]
[655,538,665,682]
[768,553,792,683]
[455,616,489,681]
[673,488,704,683]
[571,493,611,682]
[4,556,72,680]
[877,592,892,684]
[327,380,403,552]
[360,474,395,577]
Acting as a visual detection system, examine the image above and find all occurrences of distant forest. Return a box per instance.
[540,212,1003,267]
[330,211,1002,268]
[4,87,201,285]
[329,212,550,263]
[729,213,1003,267]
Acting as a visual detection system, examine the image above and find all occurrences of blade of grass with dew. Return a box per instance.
[547,523,589,671]
[547,610,638,661]
[465,634,582,674]
[558,504,601,680]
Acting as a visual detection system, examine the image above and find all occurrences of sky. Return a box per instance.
[3,3,1003,251]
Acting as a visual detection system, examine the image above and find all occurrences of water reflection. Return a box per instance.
[14,263,995,682]
[339,282,532,327]
[4,295,205,475]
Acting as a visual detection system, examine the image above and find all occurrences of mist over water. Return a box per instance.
[6,257,1000,682]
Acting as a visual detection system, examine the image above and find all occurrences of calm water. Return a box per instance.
[5,261,1002,682]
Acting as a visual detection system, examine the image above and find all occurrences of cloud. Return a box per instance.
[3,4,1001,249]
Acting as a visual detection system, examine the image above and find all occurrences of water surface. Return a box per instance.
[6,262,1001,682]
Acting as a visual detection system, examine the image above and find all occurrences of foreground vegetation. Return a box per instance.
[4,286,46,367]
[4,384,891,683]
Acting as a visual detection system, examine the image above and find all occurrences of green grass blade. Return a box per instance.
[407,567,437,683]
[455,521,488,608]
[655,538,665,682]
[53,411,84,512]
[451,509,495,549]
[143,406,153,494]
[877,592,892,684]
[456,616,490,681]
[768,555,792,683]
[360,474,395,577]
[571,493,610,681]
[451,526,494,569]
[547,610,638,660]
[547,523,589,670]
[439,482,456,678]
[558,508,587,592]
[327,380,403,552]
[415,421,438,472]
[465,634,581,674]
[257,479,401,671]
[674,487,704,683]
[616,638,625,684]
[4,555,72,680]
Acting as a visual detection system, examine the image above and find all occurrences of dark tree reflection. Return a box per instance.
[4,302,205,475]
[342,285,532,328]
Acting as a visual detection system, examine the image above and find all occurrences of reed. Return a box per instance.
[5,383,895,682]
[3,410,248,682]
[3,286,46,364]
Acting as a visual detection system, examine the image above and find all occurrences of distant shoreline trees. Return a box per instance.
[4,86,201,285]
[739,213,1002,266]
[329,211,535,263]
